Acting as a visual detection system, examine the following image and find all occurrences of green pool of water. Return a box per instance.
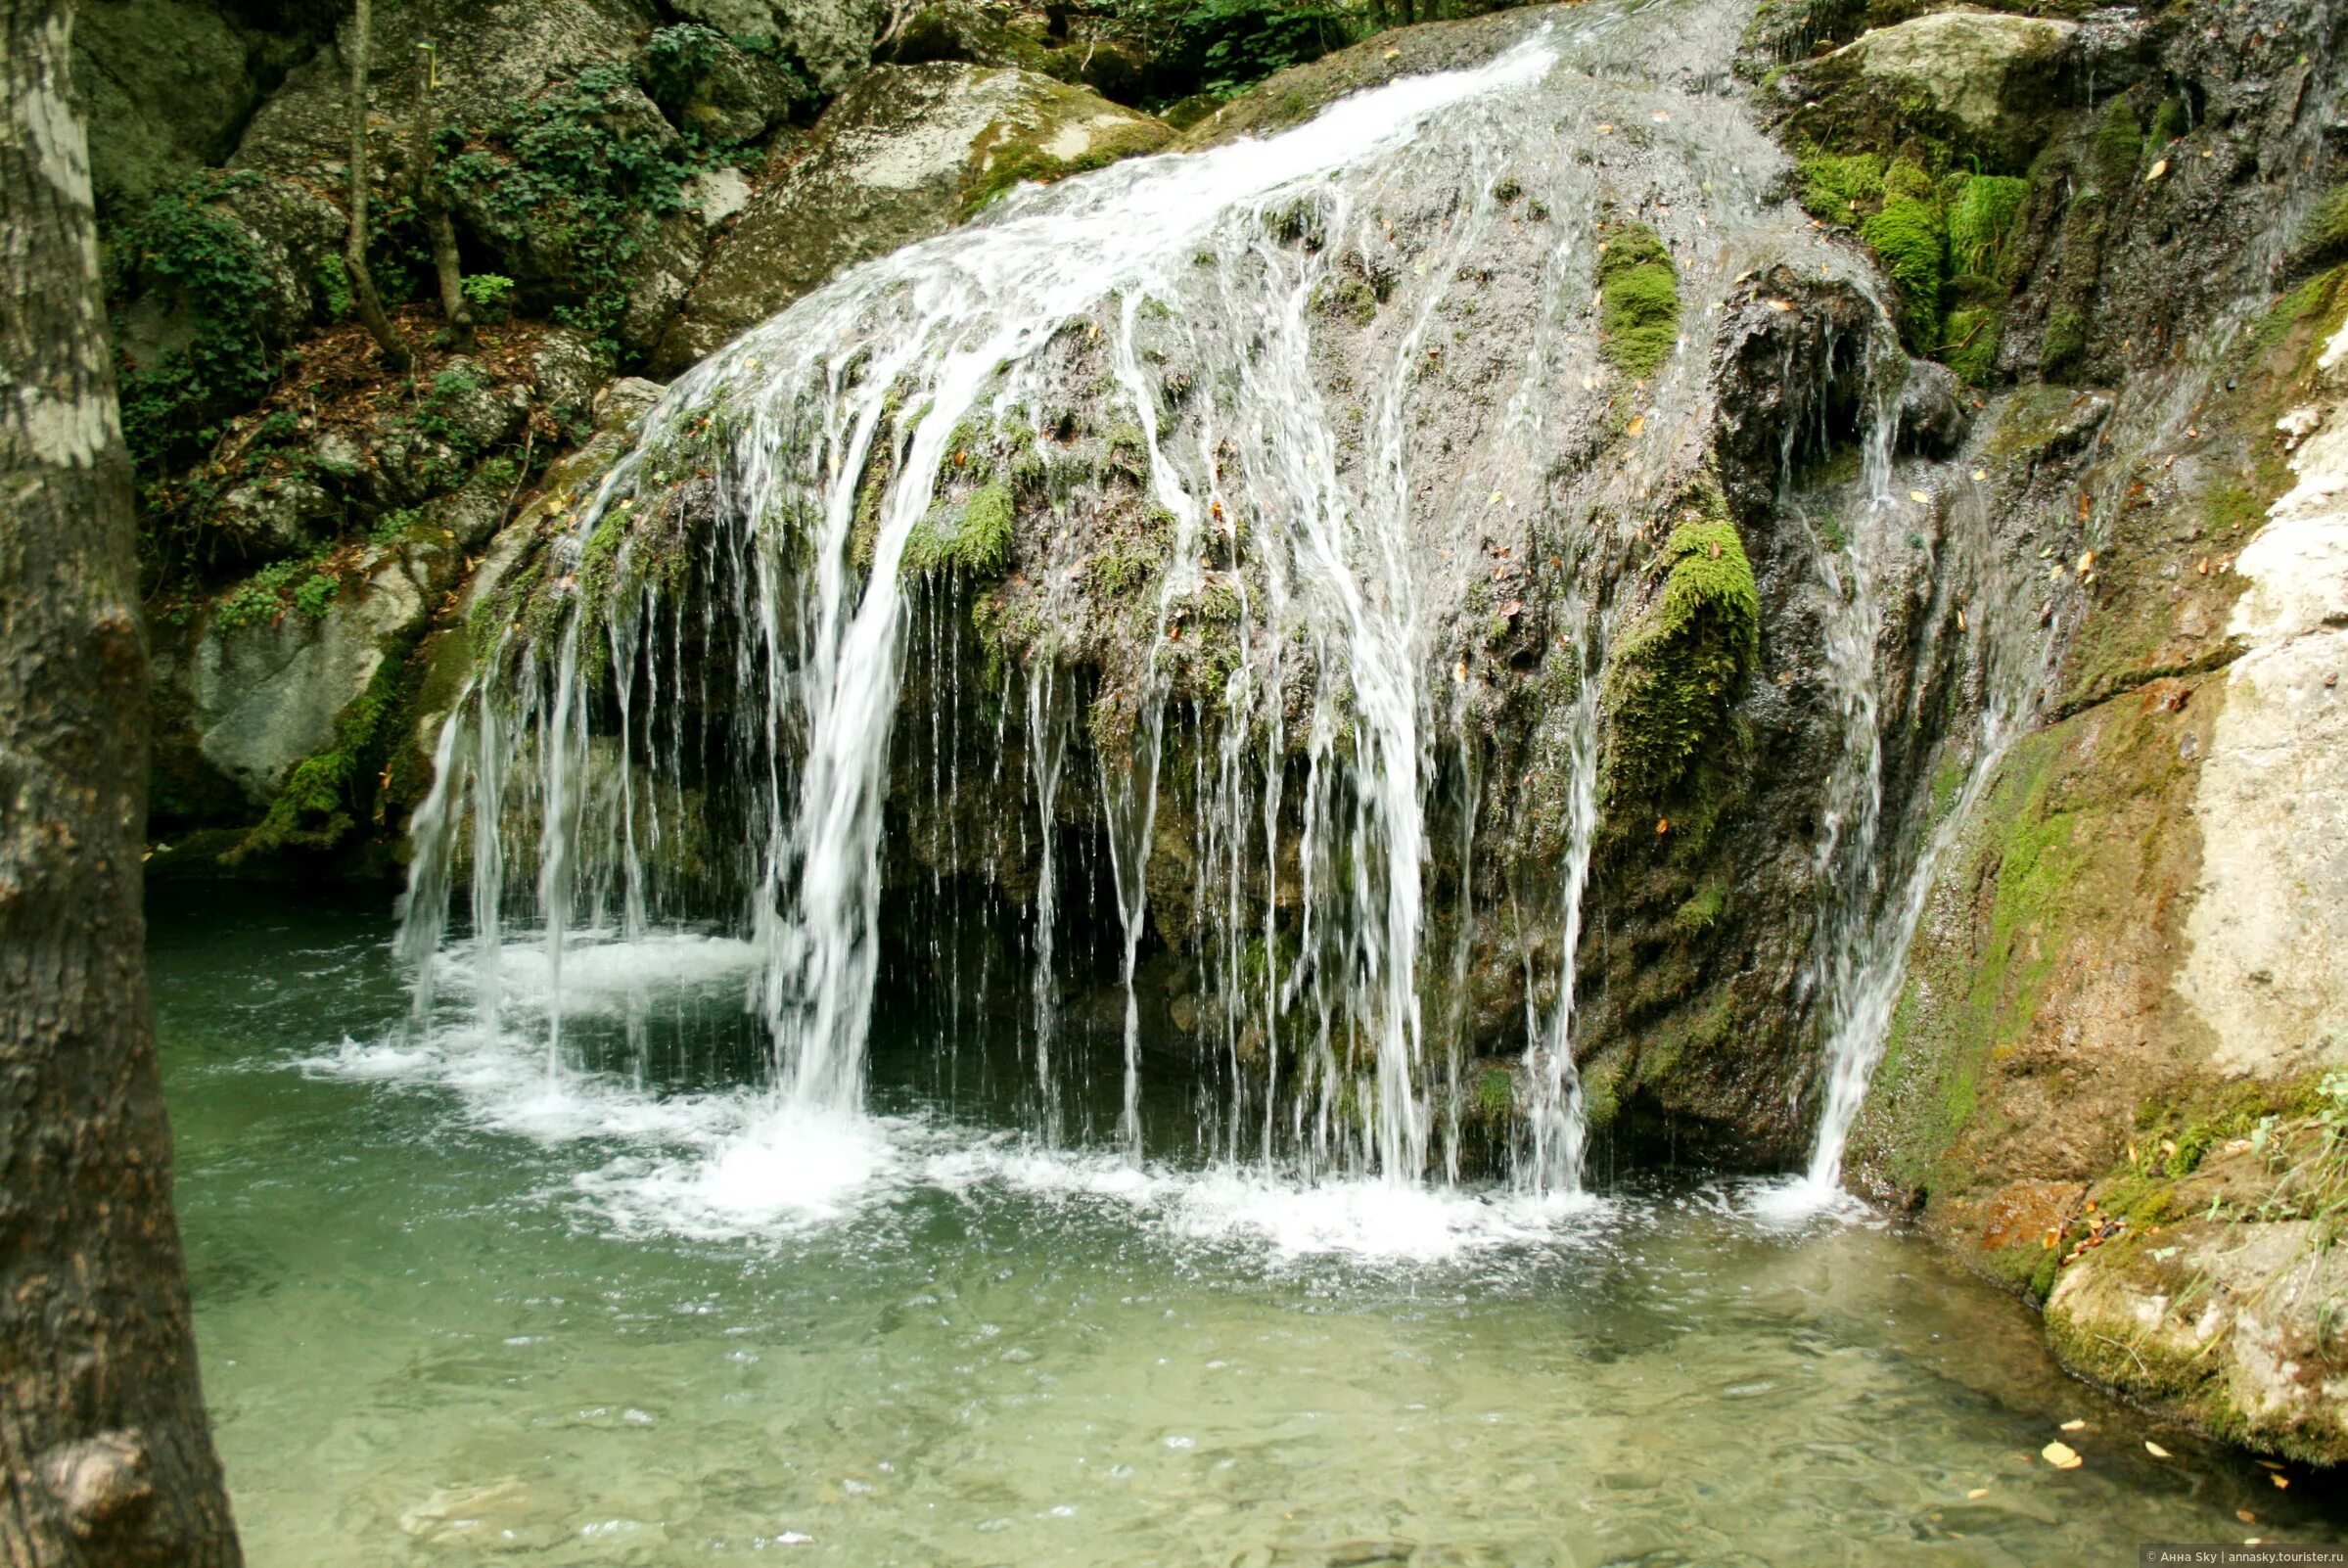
[153,889,2344,1565]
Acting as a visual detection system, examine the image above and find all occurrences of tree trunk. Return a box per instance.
[0,3,245,1565]
[406,40,472,349]
[344,0,409,371]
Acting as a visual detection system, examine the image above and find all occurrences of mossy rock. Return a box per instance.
[1601,488,1759,807]
[1859,182,1946,352]
[1596,223,1680,378]
[902,481,1016,576]
[958,83,1175,219]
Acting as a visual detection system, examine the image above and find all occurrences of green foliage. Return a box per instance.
[1799,151,1884,221]
[1946,174,2028,277]
[1475,1068,1515,1117]
[212,554,343,632]
[1123,0,1357,99]
[1595,223,1680,377]
[639,23,808,119]
[1602,497,1759,806]
[111,171,282,477]
[461,272,518,319]
[1942,305,2002,385]
[638,23,734,112]
[314,254,353,321]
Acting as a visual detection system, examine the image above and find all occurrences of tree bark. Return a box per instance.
[405,40,471,349]
[343,0,409,371]
[0,3,245,1564]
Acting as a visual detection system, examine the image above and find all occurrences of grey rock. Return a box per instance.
[667,0,884,96]
[1896,360,1971,458]
[1829,13,2079,144]
[207,474,341,563]
[230,0,656,178]
[594,377,669,432]
[73,0,282,211]
[192,551,431,802]
[655,65,1170,374]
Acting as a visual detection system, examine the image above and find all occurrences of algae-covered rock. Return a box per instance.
[883,0,1147,103]
[228,0,658,178]
[655,65,1170,374]
[2047,1188,2348,1463]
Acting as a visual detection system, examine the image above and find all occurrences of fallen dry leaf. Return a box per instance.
[2144,1441,2172,1459]
[1965,1488,1989,1500]
[1910,489,1930,503]
[2042,1442,2083,1470]
[2060,1419,2087,1433]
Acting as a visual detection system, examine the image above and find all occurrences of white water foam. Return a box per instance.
[307,965,1611,1263]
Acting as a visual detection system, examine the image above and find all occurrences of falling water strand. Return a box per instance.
[1519,617,1601,1199]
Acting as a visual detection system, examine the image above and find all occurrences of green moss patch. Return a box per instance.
[1601,486,1759,807]
[903,481,1016,576]
[1596,223,1681,378]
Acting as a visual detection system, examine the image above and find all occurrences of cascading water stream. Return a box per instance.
[394,0,2002,1228]
[1788,358,2056,1200]
[402,28,1594,1174]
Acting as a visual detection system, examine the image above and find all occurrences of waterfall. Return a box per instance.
[397,0,1977,1215]
[1792,362,2052,1197]
[402,27,1592,1168]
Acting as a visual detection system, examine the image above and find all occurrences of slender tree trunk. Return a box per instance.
[406,40,471,348]
[344,0,409,371]
[0,3,245,1565]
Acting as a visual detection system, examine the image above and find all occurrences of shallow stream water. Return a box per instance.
[156,889,2346,1565]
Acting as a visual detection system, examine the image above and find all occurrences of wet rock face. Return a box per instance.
[1762,0,2348,1461]
[652,64,1172,375]
[2180,338,2348,1082]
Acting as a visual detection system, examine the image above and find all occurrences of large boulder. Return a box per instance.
[1779,11,2091,172]
[2048,1197,2348,1465]
[653,64,1171,374]
[666,0,884,96]
[176,546,438,807]
[881,0,1146,104]
[228,0,658,177]
[72,0,293,213]
[1832,13,2077,143]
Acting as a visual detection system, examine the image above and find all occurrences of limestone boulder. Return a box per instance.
[666,0,884,96]
[179,547,439,807]
[654,64,1171,374]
